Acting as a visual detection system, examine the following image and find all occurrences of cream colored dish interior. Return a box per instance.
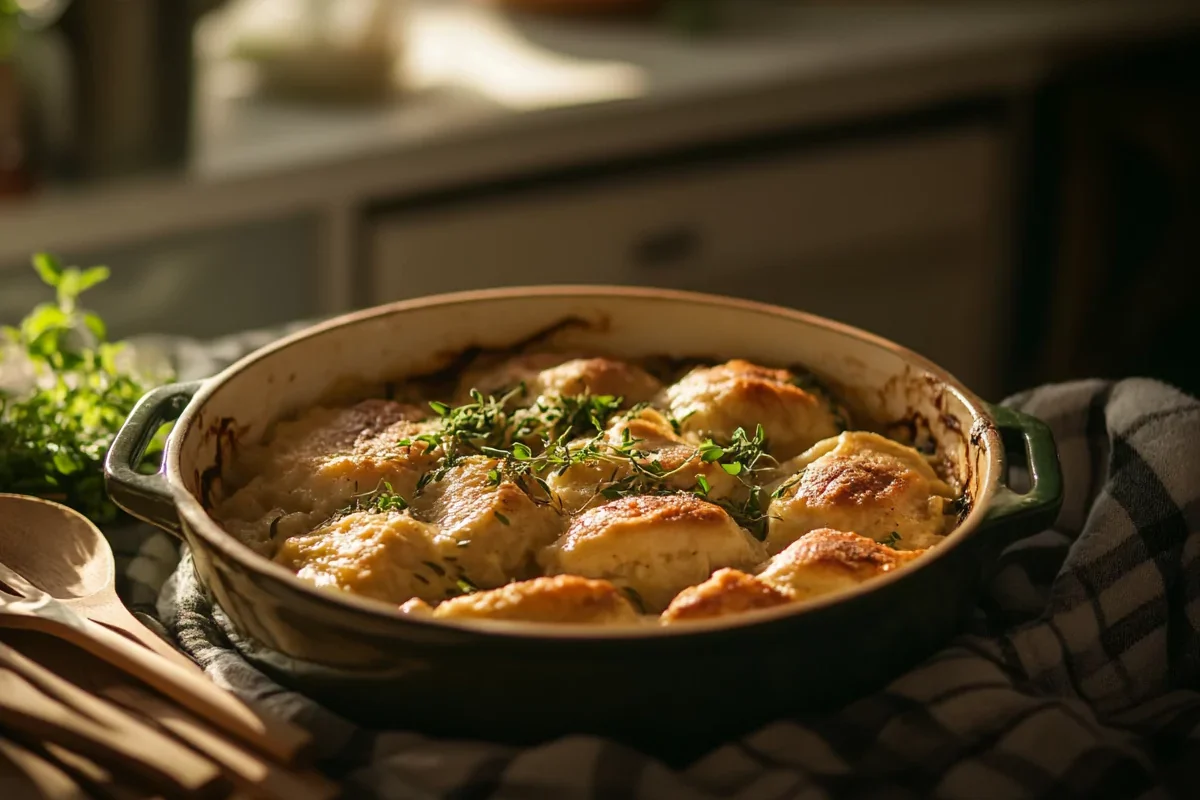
[210,350,963,626]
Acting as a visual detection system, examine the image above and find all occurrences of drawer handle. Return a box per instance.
[631,224,702,268]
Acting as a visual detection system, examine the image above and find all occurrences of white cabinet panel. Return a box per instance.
[368,124,1007,396]
[0,215,320,340]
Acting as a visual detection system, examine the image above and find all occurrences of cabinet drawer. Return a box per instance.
[367,124,1001,302]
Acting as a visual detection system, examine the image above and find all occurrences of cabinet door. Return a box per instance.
[367,123,1007,396]
[0,214,320,340]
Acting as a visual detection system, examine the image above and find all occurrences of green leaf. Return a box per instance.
[721,462,742,476]
[512,442,532,461]
[75,266,111,294]
[20,303,69,344]
[695,474,711,496]
[56,269,83,306]
[82,312,107,342]
[428,400,450,417]
[52,450,79,475]
[31,253,63,287]
[493,511,510,525]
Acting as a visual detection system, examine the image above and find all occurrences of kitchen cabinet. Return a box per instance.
[0,214,320,340]
[367,122,1009,398]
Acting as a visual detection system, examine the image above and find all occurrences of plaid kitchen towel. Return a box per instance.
[111,333,1200,799]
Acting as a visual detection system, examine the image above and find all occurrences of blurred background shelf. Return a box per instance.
[1,0,1198,399]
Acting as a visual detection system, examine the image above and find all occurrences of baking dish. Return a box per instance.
[105,287,1061,758]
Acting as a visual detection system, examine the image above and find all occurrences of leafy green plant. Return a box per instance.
[0,253,171,523]
[0,1,18,61]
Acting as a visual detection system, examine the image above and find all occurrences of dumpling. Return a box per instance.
[411,456,565,589]
[757,528,925,601]
[455,353,661,407]
[547,407,740,514]
[215,400,438,545]
[766,431,957,553]
[535,358,662,405]
[453,352,570,403]
[662,360,842,460]
[539,494,767,612]
[414,575,642,625]
[660,568,792,624]
[274,510,456,604]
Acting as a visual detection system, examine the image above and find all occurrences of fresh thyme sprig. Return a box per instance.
[878,531,902,548]
[511,392,623,444]
[390,387,784,539]
[331,479,410,520]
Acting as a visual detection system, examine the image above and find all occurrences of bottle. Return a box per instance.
[0,58,34,197]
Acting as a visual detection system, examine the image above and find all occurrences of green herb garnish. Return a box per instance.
[879,531,902,548]
[400,390,780,539]
[0,254,172,523]
[330,480,410,521]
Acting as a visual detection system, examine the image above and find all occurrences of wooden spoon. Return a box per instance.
[0,494,199,672]
[0,648,229,798]
[0,737,89,800]
[0,562,313,766]
[1,629,339,800]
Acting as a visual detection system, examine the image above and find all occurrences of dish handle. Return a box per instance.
[979,403,1064,546]
[105,381,204,538]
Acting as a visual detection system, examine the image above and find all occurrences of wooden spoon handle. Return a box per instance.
[88,607,203,674]
[103,684,340,800]
[0,737,88,800]
[1,614,312,765]
[0,654,227,797]
[39,743,159,800]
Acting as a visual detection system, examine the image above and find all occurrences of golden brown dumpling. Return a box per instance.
[453,352,569,403]
[421,575,642,625]
[274,511,456,604]
[535,358,662,405]
[660,568,792,624]
[539,494,766,612]
[662,360,841,460]
[547,407,740,514]
[766,431,956,553]
[758,528,925,602]
[454,353,660,407]
[215,400,437,548]
[410,456,565,589]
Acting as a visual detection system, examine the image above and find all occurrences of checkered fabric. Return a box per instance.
[110,333,1200,799]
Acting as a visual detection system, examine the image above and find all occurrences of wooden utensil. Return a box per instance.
[0,494,198,672]
[0,559,313,766]
[0,737,88,800]
[1,629,341,800]
[38,742,160,800]
[103,685,339,800]
[0,646,228,797]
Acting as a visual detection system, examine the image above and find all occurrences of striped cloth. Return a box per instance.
[110,334,1200,799]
